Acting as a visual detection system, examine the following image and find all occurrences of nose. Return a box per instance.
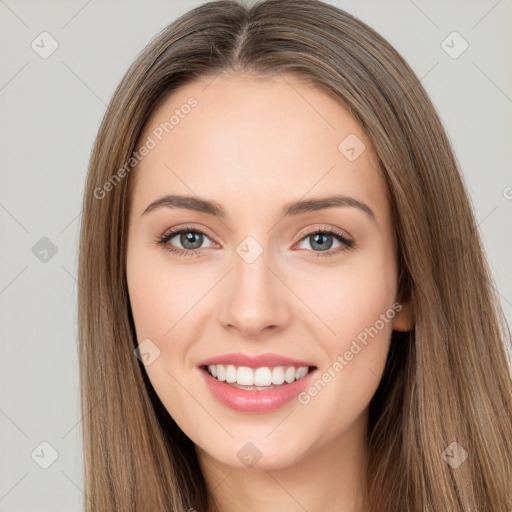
[217,246,292,338]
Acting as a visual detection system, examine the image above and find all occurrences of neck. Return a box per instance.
[196,408,370,512]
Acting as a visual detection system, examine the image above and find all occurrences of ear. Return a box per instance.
[392,297,415,332]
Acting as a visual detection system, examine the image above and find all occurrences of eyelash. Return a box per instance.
[155,224,355,259]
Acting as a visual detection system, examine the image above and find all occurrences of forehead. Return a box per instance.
[129,72,388,221]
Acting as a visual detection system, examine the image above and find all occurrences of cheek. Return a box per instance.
[126,247,215,410]
[126,250,200,417]
[291,251,398,345]
[290,248,398,404]
[127,244,203,341]
[127,267,168,342]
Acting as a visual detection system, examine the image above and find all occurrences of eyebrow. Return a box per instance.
[142,194,376,220]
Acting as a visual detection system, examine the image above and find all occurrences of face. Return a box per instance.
[125,72,411,471]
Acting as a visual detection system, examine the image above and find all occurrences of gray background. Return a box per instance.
[1,0,511,510]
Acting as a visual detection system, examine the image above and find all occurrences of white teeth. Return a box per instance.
[254,367,272,386]
[225,365,237,383]
[272,366,285,385]
[206,364,310,386]
[216,365,226,381]
[237,366,254,385]
[284,366,296,383]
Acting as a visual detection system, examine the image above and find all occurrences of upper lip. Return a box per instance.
[197,352,316,369]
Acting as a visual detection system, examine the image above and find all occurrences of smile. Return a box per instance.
[206,364,310,388]
[198,364,317,413]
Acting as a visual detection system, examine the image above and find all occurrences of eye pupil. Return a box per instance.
[311,233,333,251]
[181,232,203,250]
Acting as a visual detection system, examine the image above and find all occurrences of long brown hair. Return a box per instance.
[77,0,512,510]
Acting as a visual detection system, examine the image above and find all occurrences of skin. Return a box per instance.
[126,72,413,512]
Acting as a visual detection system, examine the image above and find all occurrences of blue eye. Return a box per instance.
[156,225,214,257]
[156,225,354,259]
[296,229,354,258]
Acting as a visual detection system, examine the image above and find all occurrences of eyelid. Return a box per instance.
[159,223,352,243]
[159,223,217,244]
[294,224,353,245]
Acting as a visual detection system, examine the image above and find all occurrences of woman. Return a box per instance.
[78,0,512,510]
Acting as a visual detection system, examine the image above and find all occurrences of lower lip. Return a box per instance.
[199,367,317,413]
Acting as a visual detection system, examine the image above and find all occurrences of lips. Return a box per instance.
[196,352,315,369]
[196,352,318,413]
